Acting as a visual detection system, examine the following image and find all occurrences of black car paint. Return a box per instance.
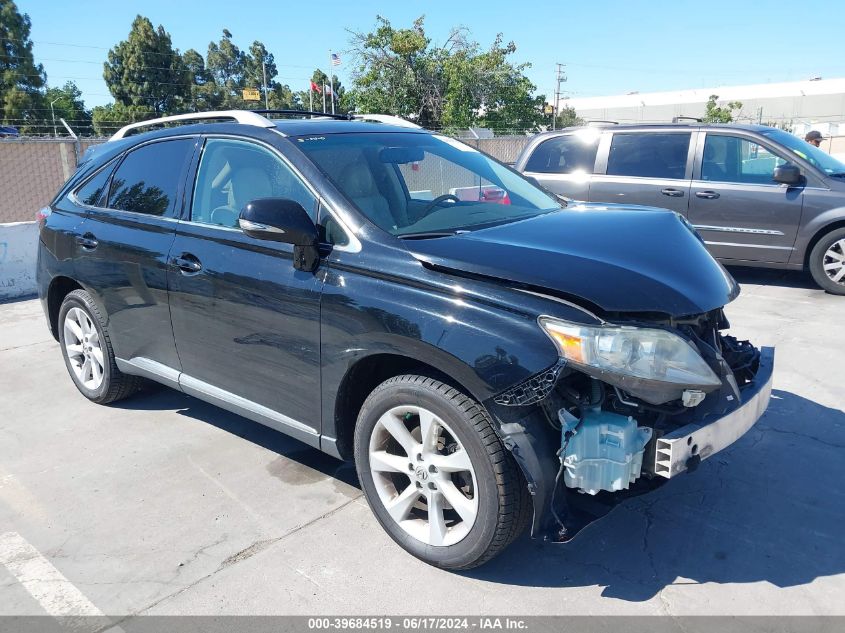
[38,119,742,539]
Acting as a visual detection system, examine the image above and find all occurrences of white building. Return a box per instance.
[564,77,845,136]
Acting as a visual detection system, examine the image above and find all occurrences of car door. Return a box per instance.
[589,130,694,215]
[167,136,324,445]
[519,130,600,200]
[72,137,197,374]
[687,132,803,264]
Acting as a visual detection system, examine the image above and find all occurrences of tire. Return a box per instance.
[809,227,845,295]
[353,375,530,570]
[57,289,142,404]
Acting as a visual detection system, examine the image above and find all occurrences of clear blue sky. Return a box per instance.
[18,0,845,109]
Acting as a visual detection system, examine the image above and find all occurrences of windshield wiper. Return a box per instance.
[397,231,460,240]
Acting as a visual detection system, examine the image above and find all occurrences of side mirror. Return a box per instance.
[773,164,802,186]
[239,198,320,271]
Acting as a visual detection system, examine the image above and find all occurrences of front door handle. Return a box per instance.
[660,188,685,197]
[695,190,720,199]
[76,233,98,250]
[172,253,202,274]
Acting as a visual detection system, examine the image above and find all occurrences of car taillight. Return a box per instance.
[37,206,51,230]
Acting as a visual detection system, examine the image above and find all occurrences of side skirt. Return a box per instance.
[116,357,321,450]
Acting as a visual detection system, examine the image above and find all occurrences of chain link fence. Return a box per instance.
[0,138,105,223]
[0,135,532,224]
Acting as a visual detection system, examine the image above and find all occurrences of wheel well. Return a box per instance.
[805,220,845,268]
[47,277,82,340]
[331,354,475,460]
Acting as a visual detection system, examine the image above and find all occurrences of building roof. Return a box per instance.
[566,77,845,111]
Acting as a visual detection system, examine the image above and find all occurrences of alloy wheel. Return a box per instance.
[63,307,105,390]
[368,405,478,547]
[822,239,845,285]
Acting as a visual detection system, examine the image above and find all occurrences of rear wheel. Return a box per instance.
[58,289,142,404]
[809,227,845,295]
[353,375,529,570]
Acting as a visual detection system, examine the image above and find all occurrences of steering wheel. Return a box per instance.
[420,194,460,216]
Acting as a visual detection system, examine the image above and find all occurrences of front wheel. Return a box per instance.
[353,375,529,570]
[809,227,845,295]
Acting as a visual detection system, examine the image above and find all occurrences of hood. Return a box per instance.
[408,205,739,317]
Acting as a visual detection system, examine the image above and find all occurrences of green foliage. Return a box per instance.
[553,105,584,129]
[91,102,154,136]
[45,81,92,135]
[702,94,742,123]
[346,16,545,134]
[295,69,346,113]
[104,15,190,115]
[1,0,46,132]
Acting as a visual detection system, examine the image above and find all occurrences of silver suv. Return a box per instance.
[515,123,845,294]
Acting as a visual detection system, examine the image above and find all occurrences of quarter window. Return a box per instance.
[190,138,316,229]
[701,134,787,184]
[108,139,194,216]
[74,161,115,207]
[606,133,691,180]
[524,134,599,174]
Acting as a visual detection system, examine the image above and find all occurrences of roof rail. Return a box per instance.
[109,110,275,141]
[585,119,619,126]
[252,109,352,120]
[352,114,422,129]
[672,116,703,123]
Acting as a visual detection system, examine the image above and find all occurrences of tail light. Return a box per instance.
[37,206,52,231]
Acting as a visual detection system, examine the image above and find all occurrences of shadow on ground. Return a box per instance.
[114,387,844,602]
[115,386,360,488]
[468,389,845,600]
[726,266,818,290]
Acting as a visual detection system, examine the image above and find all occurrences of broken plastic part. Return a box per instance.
[681,389,706,407]
[559,408,652,495]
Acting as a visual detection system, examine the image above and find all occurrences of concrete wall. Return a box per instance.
[0,222,38,300]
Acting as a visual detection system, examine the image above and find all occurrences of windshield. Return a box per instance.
[761,129,845,176]
[294,132,562,237]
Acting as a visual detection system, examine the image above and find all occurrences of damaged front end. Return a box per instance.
[484,308,774,542]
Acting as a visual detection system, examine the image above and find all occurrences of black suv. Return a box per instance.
[37,110,773,569]
[515,123,845,294]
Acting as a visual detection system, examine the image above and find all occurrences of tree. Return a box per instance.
[45,81,92,136]
[1,0,46,132]
[702,94,742,123]
[347,16,544,133]
[91,102,154,136]
[182,48,221,112]
[103,15,190,116]
[552,104,584,129]
[206,29,245,108]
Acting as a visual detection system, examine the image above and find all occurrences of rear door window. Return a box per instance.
[524,134,599,174]
[606,132,691,179]
[107,139,195,217]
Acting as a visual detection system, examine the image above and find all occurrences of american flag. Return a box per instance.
[331,52,341,66]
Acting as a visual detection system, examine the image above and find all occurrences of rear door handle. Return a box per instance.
[695,190,720,199]
[172,253,202,274]
[660,188,685,197]
[76,233,98,250]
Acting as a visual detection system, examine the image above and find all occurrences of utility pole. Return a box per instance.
[262,60,269,109]
[552,63,566,131]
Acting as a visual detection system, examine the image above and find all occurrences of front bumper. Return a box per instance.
[654,346,774,478]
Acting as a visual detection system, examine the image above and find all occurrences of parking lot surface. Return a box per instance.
[1,267,843,618]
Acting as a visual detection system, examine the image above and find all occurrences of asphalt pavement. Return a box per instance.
[1,267,843,619]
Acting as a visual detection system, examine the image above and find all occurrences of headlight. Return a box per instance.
[539,316,721,390]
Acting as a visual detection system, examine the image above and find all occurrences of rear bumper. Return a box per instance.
[654,346,774,478]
